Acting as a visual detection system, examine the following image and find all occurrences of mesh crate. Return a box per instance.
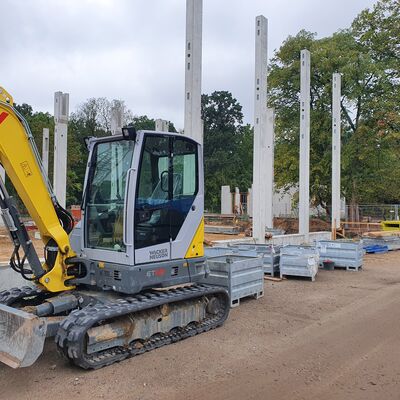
[201,255,264,307]
[279,245,319,281]
[317,240,363,271]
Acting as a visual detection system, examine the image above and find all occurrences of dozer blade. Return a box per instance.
[0,303,47,368]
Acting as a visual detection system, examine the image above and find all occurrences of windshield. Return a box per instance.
[85,140,134,251]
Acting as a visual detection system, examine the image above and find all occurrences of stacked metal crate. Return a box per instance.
[200,255,264,307]
[204,246,235,258]
[316,240,364,271]
[279,245,319,281]
[228,243,281,276]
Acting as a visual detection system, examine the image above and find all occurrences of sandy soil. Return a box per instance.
[0,250,399,399]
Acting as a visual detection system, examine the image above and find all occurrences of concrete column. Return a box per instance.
[184,0,203,144]
[111,104,123,136]
[155,119,169,132]
[42,128,49,176]
[331,73,341,230]
[265,108,275,228]
[340,197,346,220]
[53,91,69,208]
[247,188,252,217]
[110,104,124,200]
[221,185,232,214]
[234,187,240,214]
[252,15,269,244]
[299,49,311,236]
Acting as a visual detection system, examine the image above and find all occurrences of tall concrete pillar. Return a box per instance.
[299,49,311,236]
[184,0,203,144]
[110,104,124,200]
[111,104,123,136]
[252,15,269,243]
[247,188,252,217]
[265,108,275,228]
[53,91,69,208]
[42,128,49,176]
[332,73,341,230]
[221,185,232,214]
[155,119,169,132]
[234,187,241,214]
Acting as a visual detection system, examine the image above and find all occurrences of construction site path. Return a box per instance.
[1,251,399,400]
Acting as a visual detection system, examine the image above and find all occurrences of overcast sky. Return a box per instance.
[2,0,376,129]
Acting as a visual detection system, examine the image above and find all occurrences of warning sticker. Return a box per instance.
[20,161,33,177]
[0,112,9,125]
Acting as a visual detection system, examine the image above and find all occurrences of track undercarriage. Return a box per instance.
[0,284,230,369]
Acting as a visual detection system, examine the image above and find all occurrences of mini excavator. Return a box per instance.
[0,87,229,369]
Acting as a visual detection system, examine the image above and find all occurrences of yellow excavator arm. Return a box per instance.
[0,87,75,292]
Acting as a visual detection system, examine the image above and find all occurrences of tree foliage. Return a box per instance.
[269,0,400,212]
[202,91,253,211]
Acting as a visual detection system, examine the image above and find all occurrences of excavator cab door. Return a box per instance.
[133,132,200,264]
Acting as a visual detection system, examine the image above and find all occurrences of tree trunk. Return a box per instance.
[349,190,360,232]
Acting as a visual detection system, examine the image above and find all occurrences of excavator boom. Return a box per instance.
[0,88,77,367]
[0,87,75,292]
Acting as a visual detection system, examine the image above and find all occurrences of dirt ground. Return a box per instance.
[1,250,400,399]
[0,229,43,262]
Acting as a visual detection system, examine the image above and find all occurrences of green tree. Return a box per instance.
[268,19,400,215]
[128,115,177,132]
[201,91,252,211]
[350,0,400,205]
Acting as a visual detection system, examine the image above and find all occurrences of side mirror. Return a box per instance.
[83,136,94,151]
[160,170,169,193]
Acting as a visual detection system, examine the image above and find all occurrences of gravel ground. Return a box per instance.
[0,250,399,400]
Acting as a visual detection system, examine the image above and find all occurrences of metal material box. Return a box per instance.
[363,237,400,251]
[279,245,319,281]
[317,240,364,271]
[228,243,281,276]
[204,247,235,258]
[200,255,264,307]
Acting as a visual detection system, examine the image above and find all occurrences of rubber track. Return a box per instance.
[0,285,43,306]
[55,284,230,369]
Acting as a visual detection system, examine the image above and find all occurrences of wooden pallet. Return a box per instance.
[264,276,284,282]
